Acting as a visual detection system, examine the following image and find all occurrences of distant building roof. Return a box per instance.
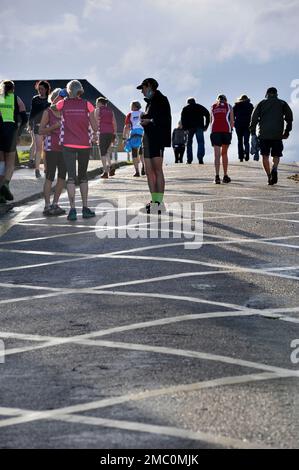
[12,79,125,132]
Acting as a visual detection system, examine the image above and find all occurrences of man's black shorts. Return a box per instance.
[259,139,283,157]
[210,132,232,147]
[0,123,18,152]
[143,134,164,159]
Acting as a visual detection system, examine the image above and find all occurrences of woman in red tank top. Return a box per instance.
[210,94,234,184]
[95,97,117,179]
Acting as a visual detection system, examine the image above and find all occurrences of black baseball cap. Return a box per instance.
[137,78,159,90]
[266,87,278,96]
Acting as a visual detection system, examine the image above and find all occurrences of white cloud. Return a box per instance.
[0,9,81,48]
[1,0,298,164]
[83,0,112,18]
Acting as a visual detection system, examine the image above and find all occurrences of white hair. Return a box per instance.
[48,88,62,103]
[66,80,84,98]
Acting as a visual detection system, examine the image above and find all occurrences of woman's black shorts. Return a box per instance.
[210,132,232,147]
[0,123,18,152]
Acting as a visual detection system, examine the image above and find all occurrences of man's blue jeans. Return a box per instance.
[187,128,205,163]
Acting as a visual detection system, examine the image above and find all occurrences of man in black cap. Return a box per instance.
[137,78,171,214]
[250,87,293,185]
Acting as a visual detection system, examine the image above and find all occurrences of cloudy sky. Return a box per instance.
[1,0,298,161]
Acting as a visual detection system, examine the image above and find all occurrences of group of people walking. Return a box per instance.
[172,89,293,185]
[0,77,294,218]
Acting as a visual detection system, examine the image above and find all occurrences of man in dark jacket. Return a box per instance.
[181,97,210,164]
[137,78,171,214]
[233,95,254,162]
[250,87,293,185]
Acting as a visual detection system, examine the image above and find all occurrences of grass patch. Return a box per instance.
[18,150,30,162]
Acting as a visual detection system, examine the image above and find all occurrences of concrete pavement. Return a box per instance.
[0,161,298,449]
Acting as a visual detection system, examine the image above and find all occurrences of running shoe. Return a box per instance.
[67,208,77,221]
[271,168,278,185]
[43,206,52,216]
[133,172,140,177]
[109,168,116,176]
[35,169,41,178]
[223,175,231,184]
[101,172,109,179]
[82,207,96,219]
[0,183,14,201]
[146,201,153,214]
[49,204,66,216]
[146,202,166,215]
[214,175,221,184]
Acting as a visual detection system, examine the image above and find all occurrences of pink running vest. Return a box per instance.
[44,109,62,152]
[61,98,91,147]
[98,106,114,134]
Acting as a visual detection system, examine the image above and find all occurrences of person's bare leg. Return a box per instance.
[0,152,5,190]
[29,131,36,162]
[262,155,271,175]
[152,157,165,194]
[35,134,43,173]
[272,156,280,169]
[214,146,221,176]
[221,145,229,176]
[101,155,108,173]
[106,151,112,172]
[144,159,157,194]
[67,183,76,209]
[132,149,140,174]
[4,151,16,182]
[53,178,65,205]
[43,179,52,206]
[80,182,88,208]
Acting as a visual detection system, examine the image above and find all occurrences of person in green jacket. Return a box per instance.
[250,87,293,185]
[0,80,27,203]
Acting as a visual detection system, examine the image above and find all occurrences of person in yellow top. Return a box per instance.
[0,80,27,203]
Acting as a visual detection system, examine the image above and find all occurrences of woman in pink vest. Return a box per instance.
[95,97,117,179]
[55,80,98,221]
[210,94,234,184]
[39,88,66,216]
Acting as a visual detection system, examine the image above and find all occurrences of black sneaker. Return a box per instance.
[214,175,221,184]
[43,206,52,216]
[223,175,231,184]
[35,169,41,178]
[141,166,146,176]
[133,172,140,177]
[146,201,152,214]
[268,174,274,186]
[271,168,278,185]
[0,183,14,201]
[82,207,96,219]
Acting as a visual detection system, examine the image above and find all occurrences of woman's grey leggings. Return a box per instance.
[63,147,90,184]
